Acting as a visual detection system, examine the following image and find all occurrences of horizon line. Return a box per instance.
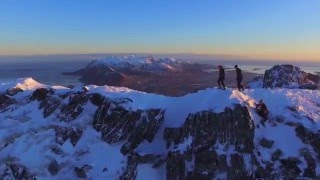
[0,52,319,63]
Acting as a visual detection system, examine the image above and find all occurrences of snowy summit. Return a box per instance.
[86,55,182,72]
[249,64,320,90]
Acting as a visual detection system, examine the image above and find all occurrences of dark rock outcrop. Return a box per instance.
[96,105,138,144]
[263,65,319,89]
[280,157,302,179]
[1,162,35,179]
[51,145,64,155]
[259,138,274,148]
[193,149,218,179]
[31,88,54,101]
[227,153,251,180]
[217,154,228,171]
[92,99,165,155]
[120,154,139,180]
[89,93,106,106]
[164,104,255,179]
[0,94,16,111]
[60,91,89,121]
[163,127,182,148]
[74,165,92,178]
[271,149,283,161]
[121,109,165,154]
[302,150,317,178]
[48,160,60,176]
[6,87,23,96]
[55,126,83,146]
[134,153,166,169]
[137,154,162,164]
[295,125,320,157]
[39,96,61,118]
[254,162,274,179]
[166,151,186,180]
[164,104,254,153]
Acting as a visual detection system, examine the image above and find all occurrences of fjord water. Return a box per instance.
[0,56,89,87]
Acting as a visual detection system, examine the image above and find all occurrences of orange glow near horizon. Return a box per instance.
[1,44,319,62]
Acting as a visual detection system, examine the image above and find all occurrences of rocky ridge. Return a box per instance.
[249,64,320,89]
[0,80,320,179]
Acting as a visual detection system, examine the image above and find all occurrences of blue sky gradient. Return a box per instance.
[0,0,319,61]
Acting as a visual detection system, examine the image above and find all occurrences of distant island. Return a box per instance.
[64,55,259,96]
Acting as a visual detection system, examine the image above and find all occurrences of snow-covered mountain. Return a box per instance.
[249,64,320,89]
[86,55,182,72]
[63,55,216,95]
[1,78,320,179]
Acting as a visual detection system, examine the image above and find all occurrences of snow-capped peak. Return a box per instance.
[86,55,181,72]
[158,57,176,64]
[0,78,69,94]
[14,78,46,90]
[89,55,153,66]
[0,77,46,92]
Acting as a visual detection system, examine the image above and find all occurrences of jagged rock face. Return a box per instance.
[271,149,283,161]
[93,103,139,144]
[260,138,274,148]
[164,105,254,153]
[280,157,302,179]
[74,165,93,178]
[166,151,186,180]
[60,92,89,121]
[31,88,54,101]
[227,153,252,179]
[39,96,61,118]
[92,99,165,154]
[194,149,218,178]
[120,154,139,180]
[121,109,165,154]
[1,162,35,179]
[89,93,105,106]
[117,103,254,179]
[263,65,319,89]
[6,87,23,96]
[30,88,89,120]
[164,105,255,179]
[0,94,16,111]
[302,150,317,178]
[295,125,320,158]
[54,126,83,146]
[136,154,162,164]
[48,160,60,176]
[163,127,182,148]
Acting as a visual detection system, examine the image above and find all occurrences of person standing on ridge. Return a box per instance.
[235,65,244,91]
[217,65,226,90]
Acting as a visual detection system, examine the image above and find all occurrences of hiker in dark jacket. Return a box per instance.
[217,65,226,90]
[256,99,269,120]
[235,65,244,91]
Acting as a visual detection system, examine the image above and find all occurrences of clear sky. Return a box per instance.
[0,0,320,61]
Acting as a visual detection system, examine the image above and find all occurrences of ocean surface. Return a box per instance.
[0,59,88,87]
[0,55,319,87]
